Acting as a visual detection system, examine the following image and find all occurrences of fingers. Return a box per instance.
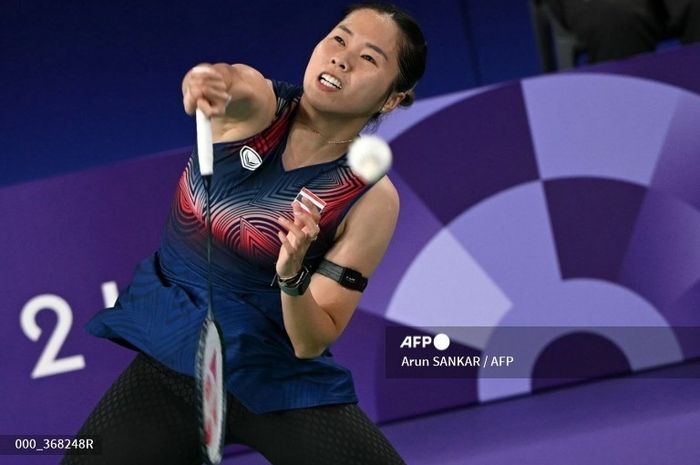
[275,198,324,279]
[277,216,314,247]
[276,230,303,279]
[196,98,214,117]
[277,230,294,256]
[276,217,306,278]
[294,198,321,225]
[183,64,231,117]
[183,93,196,115]
[277,212,321,253]
[293,202,321,239]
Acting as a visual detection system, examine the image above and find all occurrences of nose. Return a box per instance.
[330,57,348,71]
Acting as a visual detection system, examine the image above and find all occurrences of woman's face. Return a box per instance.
[302,9,404,120]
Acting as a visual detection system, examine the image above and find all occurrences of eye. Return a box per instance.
[333,36,345,46]
[362,54,377,64]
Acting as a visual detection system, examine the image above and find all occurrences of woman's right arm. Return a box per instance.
[182,63,277,141]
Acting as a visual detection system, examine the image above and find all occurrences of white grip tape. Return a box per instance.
[196,109,214,176]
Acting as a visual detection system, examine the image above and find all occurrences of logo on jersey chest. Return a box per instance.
[240,146,263,171]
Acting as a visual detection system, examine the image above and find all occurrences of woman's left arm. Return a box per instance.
[276,177,399,359]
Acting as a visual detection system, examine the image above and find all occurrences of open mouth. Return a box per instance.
[319,73,342,90]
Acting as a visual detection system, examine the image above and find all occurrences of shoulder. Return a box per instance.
[352,176,399,220]
[217,63,275,105]
[228,63,266,82]
[220,64,302,114]
[335,175,399,237]
[334,176,399,248]
[215,68,301,142]
[269,79,303,105]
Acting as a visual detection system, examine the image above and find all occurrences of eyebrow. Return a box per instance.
[338,25,389,62]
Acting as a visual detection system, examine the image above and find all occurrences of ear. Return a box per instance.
[380,91,407,113]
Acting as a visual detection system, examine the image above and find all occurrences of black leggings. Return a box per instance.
[61,353,405,465]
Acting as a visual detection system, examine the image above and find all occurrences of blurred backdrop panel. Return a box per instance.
[0,0,540,186]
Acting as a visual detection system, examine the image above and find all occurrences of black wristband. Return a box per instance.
[277,266,312,296]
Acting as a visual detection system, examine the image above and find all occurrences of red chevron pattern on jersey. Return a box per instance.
[175,94,297,227]
[168,88,370,278]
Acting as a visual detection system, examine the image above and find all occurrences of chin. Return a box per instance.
[302,85,339,113]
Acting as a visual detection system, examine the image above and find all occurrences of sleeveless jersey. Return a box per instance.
[86,81,372,413]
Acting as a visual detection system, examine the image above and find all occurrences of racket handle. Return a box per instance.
[196,109,214,176]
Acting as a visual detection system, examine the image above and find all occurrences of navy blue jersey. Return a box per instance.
[87,81,372,413]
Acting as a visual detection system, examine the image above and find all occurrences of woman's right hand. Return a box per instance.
[182,64,232,117]
[181,63,276,142]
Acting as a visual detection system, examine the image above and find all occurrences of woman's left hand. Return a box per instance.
[276,198,321,279]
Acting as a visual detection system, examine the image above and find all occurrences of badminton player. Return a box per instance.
[62,3,427,464]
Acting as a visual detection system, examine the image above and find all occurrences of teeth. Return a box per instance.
[320,73,341,89]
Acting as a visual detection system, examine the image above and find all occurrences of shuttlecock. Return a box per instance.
[347,135,392,183]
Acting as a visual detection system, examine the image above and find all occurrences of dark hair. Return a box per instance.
[343,2,428,112]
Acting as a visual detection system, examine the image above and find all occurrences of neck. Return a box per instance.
[283,96,365,170]
[299,95,368,142]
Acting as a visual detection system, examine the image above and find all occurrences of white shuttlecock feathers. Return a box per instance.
[347,135,393,184]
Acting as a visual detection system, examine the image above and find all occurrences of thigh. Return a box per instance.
[227,400,405,465]
[61,353,201,465]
